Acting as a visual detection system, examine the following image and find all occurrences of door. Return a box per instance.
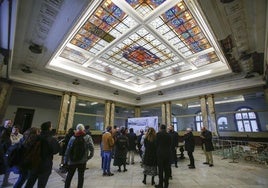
[14,108,35,133]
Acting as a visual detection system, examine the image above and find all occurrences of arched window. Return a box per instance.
[235,107,259,132]
[217,117,228,131]
[195,111,203,131]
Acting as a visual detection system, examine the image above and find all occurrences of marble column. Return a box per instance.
[104,100,111,128]
[165,101,171,126]
[66,94,76,132]
[57,92,70,134]
[161,102,166,125]
[134,106,141,117]
[200,95,208,129]
[110,101,115,128]
[0,81,13,122]
[207,94,218,136]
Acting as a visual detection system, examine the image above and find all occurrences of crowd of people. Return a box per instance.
[100,124,214,188]
[0,119,214,188]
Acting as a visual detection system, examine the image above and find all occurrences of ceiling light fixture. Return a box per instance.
[29,43,43,54]
[180,70,212,81]
[72,79,80,85]
[113,90,119,95]
[21,65,32,73]
[158,91,164,95]
[187,96,245,108]
[90,102,98,105]
[78,103,86,106]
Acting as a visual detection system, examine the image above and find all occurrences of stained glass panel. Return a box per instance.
[125,0,166,17]
[68,0,137,54]
[60,47,90,64]
[150,1,212,57]
[189,52,219,67]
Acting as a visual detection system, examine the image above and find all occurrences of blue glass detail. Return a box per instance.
[103,15,116,25]
[191,41,202,52]
[83,37,91,45]
[181,32,190,39]
[153,0,166,6]
[113,8,123,18]
[165,9,175,20]
[125,0,138,5]
[171,18,184,27]
[78,43,89,49]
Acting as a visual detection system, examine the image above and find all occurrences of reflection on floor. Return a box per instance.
[1,147,268,188]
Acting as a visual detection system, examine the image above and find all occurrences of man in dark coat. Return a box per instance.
[25,121,60,188]
[200,126,214,167]
[155,124,172,188]
[126,128,137,164]
[184,128,195,169]
[168,125,178,168]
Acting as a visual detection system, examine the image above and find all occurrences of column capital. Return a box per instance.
[207,94,214,98]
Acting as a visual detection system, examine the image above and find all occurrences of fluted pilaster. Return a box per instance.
[200,95,208,128]
[57,93,70,134]
[207,94,218,136]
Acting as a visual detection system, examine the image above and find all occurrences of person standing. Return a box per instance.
[0,119,13,135]
[184,128,195,169]
[101,126,114,176]
[126,128,137,165]
[0,128,12,187]
[25,121,60,188]
[137,129,144,161]
[10,126,23,145]
[113,127,128,172]
[142,127,157,186]
[200,126,214,167]
[168,125,179,168]
[13,127,40,188]
[64,124,94,188]
[155,124,172,188]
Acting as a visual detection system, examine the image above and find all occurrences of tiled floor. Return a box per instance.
[1,146,268,188]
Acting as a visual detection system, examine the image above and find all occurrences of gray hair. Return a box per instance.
[76,124,85,131]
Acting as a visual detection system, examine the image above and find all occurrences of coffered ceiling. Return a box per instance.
[0,0,266,105]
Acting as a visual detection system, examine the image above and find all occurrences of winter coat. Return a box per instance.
[64,130,94,165]
[201,130,214,152]
[143,138,157,166]
[184,131,195,152]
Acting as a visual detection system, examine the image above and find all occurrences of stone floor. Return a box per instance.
[1,146,268,188]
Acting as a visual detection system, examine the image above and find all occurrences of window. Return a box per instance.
[195,111,203,131]
[235,107,259,132]
[217,117,228,131]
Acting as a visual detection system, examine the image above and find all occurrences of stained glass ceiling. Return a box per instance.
[49,0,230,93]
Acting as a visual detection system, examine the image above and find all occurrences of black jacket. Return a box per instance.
[156,130,172,161]
[184,131,195,152]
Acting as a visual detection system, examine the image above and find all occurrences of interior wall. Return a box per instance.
[4,105,59,130]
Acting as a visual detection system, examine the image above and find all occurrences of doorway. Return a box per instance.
[14,108,35,133]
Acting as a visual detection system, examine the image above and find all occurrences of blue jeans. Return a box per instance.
[103,151,112,173]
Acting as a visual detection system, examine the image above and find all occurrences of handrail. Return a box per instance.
[212,138,268,165]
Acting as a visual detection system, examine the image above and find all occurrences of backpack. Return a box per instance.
[69,136,86,162]
[22,139,42,169]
